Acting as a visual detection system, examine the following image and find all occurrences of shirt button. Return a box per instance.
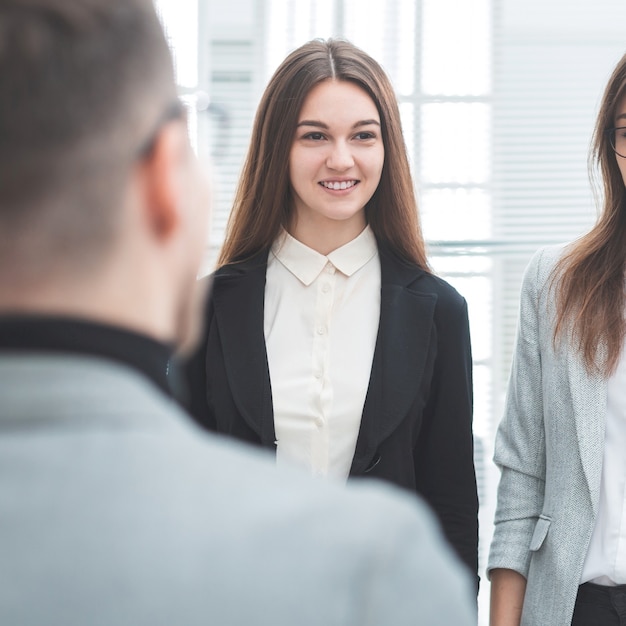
[326,264,335,274]
[321,283,330,293]
[314,370,323,379]
[315,417,324,428]
[317,325,326,335]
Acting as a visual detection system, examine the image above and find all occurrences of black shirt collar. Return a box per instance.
[0,315,173,396]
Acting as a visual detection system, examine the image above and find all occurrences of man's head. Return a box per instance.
[0,0,210,351]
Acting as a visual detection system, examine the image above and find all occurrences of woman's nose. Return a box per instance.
[326,141,354,171]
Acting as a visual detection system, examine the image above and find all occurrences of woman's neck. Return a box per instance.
[286,216,367,256]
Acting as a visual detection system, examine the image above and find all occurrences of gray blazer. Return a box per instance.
[0,352,475,626]
[488,245,606,625]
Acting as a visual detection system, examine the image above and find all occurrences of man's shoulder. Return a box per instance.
[0,353,474,625]
[0,352,180,429]
[147,431,475,624]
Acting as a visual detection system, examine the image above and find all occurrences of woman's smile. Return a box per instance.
[319,179,359,191]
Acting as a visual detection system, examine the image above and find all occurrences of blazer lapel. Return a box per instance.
[566,348,606,514]
[351,247,437,475]
[212,252,276,446]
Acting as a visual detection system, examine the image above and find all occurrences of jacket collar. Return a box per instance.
[566,348,606,514]
[212,250,276,446]
[349,246,437,474]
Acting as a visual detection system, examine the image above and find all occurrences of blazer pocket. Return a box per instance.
[529,515,552,552]
[364,454,382,473]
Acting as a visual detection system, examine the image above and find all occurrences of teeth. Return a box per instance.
[321,180,357,190]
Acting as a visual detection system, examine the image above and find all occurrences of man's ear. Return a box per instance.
[137,121,189,241]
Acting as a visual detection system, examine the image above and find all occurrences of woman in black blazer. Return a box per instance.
[183,38,478,584]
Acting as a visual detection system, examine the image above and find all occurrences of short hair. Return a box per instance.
[218,38,428,270]
[0,0,177,275]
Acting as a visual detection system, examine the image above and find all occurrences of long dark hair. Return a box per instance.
[217,38,428,270]
[552,51,626,376]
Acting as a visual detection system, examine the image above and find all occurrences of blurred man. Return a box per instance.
[0,1,475,624]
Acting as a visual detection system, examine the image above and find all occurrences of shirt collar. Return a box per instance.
[271,226,378,286]
[0,315,174,396]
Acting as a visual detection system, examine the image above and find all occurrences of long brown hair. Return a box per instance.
[217,38,428,270]
[552,51,626,376]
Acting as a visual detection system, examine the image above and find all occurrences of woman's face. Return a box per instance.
[614,95,626,186]
[288,79,384,237]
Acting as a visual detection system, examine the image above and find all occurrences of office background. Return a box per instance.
[154,0,626,621]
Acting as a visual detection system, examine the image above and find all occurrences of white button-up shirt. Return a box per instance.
[264,226,380,481]
[582,343,626,585]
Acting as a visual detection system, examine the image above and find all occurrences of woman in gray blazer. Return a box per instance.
[488,52,626,625]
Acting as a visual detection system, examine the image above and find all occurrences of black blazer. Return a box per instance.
[183,244,479,582]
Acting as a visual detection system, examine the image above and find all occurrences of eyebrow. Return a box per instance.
[616,113,626,123]
[296,119,381,129]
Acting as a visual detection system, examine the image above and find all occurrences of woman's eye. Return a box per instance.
[302,132,325,140]
[354,131,376,140]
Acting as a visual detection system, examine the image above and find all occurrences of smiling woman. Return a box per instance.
[182,38,479,591]
[288,80,385,253]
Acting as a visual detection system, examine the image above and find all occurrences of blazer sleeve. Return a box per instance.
[178,277,218,431]
[413,288,479,585]
[487,248,549,579]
